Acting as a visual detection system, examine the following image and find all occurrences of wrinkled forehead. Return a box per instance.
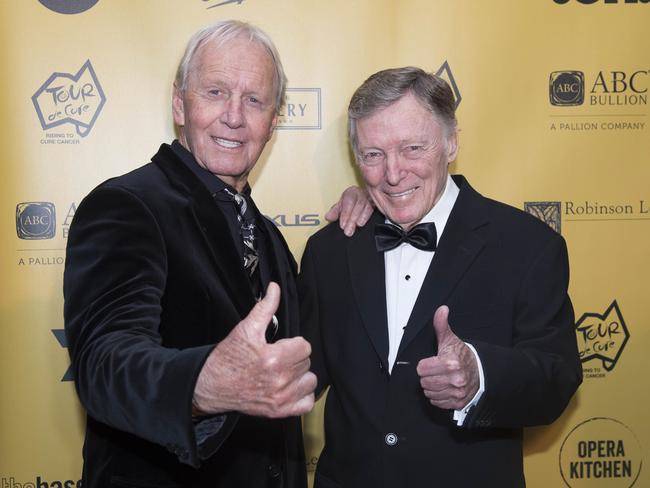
[189,36,275,84]
[357,97,447,146]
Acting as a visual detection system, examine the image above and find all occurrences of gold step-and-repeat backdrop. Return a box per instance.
[1,1,647,487]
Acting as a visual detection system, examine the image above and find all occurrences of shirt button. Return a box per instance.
[268,464,282,479]
[385,433,398,446]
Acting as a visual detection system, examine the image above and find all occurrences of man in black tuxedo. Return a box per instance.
[298,67,583,487]
[63,21,370,488]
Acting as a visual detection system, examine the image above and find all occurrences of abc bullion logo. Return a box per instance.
[32,60,106,138]
[559,417,642,487]
[38,0,99,14]
[524,201,561,233]
[550,72,584,106]
[549,69,648,108]
[576,300,629,374]
[16,202,56,240]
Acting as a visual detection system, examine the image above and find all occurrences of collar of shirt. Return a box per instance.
[170,140,252,200]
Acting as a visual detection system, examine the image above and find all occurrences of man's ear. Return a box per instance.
[172,83,185,127]
[446,129,459,163]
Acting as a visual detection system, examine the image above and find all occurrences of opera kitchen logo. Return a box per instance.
[575,300,629,373]
[550,69,648,106]
[559,417,642,487]
[32,60,106,139]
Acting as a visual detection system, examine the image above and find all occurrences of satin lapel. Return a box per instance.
[398,176,488,355]
[152,145,254,319]
[348,212,390,370]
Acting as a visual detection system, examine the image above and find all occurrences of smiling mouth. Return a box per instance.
[212,137,243,149]
[387,188,417,198]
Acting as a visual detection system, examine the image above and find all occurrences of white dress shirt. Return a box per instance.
[383,174,484,426]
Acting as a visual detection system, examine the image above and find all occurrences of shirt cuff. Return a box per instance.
[452,342,485,426]
[193,414,226,453]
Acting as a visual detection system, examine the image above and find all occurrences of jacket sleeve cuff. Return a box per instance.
[453,342,485,426]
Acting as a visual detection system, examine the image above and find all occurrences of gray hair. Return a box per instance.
[348,67,457,156]
[175,20,287,113]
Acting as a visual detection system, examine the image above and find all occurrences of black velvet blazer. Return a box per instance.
[64,143,305,488]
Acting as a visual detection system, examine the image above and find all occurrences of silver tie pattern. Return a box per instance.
[223,188,278,340]
[223,188,260,293]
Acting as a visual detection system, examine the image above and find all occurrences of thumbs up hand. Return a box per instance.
[193,282,316,418]
[416,306,479,410]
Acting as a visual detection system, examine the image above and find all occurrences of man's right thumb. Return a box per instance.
[242,282,280,340]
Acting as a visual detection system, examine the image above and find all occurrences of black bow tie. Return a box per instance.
[374,222,437,252]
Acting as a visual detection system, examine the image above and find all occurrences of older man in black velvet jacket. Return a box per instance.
[63,20,370,488]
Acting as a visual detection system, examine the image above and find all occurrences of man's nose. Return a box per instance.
[220,97,244,128]
[385,153,406,185]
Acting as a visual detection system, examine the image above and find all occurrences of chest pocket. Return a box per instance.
[448,305,512,345]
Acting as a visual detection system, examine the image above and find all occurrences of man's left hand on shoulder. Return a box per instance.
[325,186,374,236]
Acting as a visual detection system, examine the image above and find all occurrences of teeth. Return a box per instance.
[389,188,416,198]
[213,137,242,148]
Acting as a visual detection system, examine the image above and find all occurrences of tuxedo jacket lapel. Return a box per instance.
[348,212,390,370]
[398,176,489,355]
[152,145,255,319]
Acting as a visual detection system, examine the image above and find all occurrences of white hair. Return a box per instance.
[175,20,287,113]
